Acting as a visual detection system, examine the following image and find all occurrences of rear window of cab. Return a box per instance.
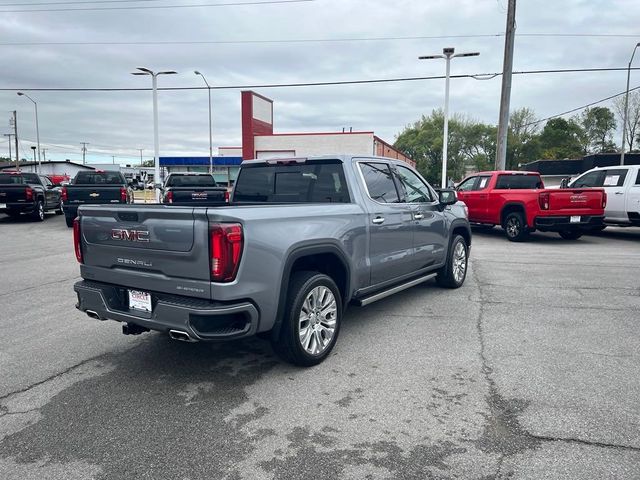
[495,174,542,189]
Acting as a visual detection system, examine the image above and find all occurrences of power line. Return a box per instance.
[0,0,313,13]
[523,85,640,127]
[2,32,640,47]
[0,0,166,6]
[1,67,639,92]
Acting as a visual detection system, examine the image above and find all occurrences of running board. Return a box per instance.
[354,273,437,307]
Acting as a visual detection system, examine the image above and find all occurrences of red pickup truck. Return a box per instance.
[456,171,606,241]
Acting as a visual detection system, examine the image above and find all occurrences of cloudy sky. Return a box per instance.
[0,0,638,164]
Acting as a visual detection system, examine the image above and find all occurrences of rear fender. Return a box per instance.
[270,241,352,341]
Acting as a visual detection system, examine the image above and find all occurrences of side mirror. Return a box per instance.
[439,189,457,206]
[559,177,570,189]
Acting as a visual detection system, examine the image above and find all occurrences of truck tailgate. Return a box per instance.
[78,205,212,299]
[0,185,29,203]
[547,188,604,213]
[170,187,226,204]
[67,185,122,204]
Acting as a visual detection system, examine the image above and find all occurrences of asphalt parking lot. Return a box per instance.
[0,213,638,479]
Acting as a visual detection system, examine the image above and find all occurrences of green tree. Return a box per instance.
[506,107,542,169]
[538,117,586,159]
[580,106,617,153]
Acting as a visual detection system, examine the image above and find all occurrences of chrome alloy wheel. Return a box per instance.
[298,286,337,355]
[452,241,467,283]
[37,202,44,220]
[506,217,520,237]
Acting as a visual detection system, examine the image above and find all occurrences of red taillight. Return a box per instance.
[210,223,243,282]
[602,192,607,209]
[166,191,173,204]
[120,187,127,203]
[61,186,68,202]
[538,192,550,210]
[25,187,33,201]
[73,217,83,263]
[224,190,230,203]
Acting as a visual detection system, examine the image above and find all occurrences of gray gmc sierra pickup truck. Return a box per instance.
[74,155,471,366]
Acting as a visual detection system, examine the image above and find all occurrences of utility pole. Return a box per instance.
[3,133,12,160]
[138,148,143,165]
[42,148,47,162]
[495,0,516,170]
[112,155,116,164]
[12,111,19,170]
[81,142,89,164]
[620,42,640,165]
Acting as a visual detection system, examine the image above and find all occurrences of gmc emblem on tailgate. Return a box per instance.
[570,194,588,203]
[111,228,150,242]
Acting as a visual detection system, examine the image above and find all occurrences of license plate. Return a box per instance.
[0,203,6,209]
[128,290,152,312]
[570,216,581,223]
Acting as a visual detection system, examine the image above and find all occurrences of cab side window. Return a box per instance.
[359,162,401,203]
[457,177,477,192]
[395,166,434,203]
[476,175,491,190]
[572,171,603,188]
[601,169,627,187]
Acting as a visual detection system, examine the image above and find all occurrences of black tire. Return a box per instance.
[32,200,45,222]
[558,230,583,240]
[65,215,74,228]
[271,271,342,367]
[436,234,469,289]
[503,211,529,242]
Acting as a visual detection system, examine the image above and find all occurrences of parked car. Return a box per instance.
[161,173,227,205]
[567,165,640,228]
[62,170,132,227]
[456,170,606,241]
[73,155,471,366]
[128,178,145,191]
[0,172,62,221]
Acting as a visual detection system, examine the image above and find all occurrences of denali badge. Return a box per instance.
[117,258,152,267]
[111,228,150,242]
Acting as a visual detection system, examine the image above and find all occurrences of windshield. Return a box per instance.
[166,175,217,187]
[233,160,350,203]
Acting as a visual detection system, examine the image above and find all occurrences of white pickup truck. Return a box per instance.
[569,165,640,227]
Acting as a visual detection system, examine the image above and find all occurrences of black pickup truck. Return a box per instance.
[0,172,63,221]
[62,170,132,227]
[161,173,228,205]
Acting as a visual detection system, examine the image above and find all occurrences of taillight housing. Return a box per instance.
[166,191,173,204]
[224,190,230,203]
[61,186,68,202]
[538,192,550,210]
[210,223,243,282]
[73,217,83,263]
[25,186,33,201]
[602,192,607,209]
[120,187,127,203]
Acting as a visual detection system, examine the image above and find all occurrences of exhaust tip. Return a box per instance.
[169,329,196,342]
[86,310,101,320]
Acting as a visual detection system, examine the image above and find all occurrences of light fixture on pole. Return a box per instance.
[194,71,214,174]
[131,67,177,201]
[419,48,479,188]
[17,92,41,174]
[30,145,37,164]
[620,42,640,166]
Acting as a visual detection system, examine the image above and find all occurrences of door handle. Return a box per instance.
[478,194,488,199]
[372,216,385,225]
[614,191,624,195]
[414,213,424,220]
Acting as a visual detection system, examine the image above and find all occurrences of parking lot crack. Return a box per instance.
[0,355,109,402]
[528,434,640,452]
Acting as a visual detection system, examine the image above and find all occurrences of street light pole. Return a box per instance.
[132,67,177,202]
[419,48,480,188]
[195,71,214,174]
[621,42,640,166]
[17,92,41,174]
